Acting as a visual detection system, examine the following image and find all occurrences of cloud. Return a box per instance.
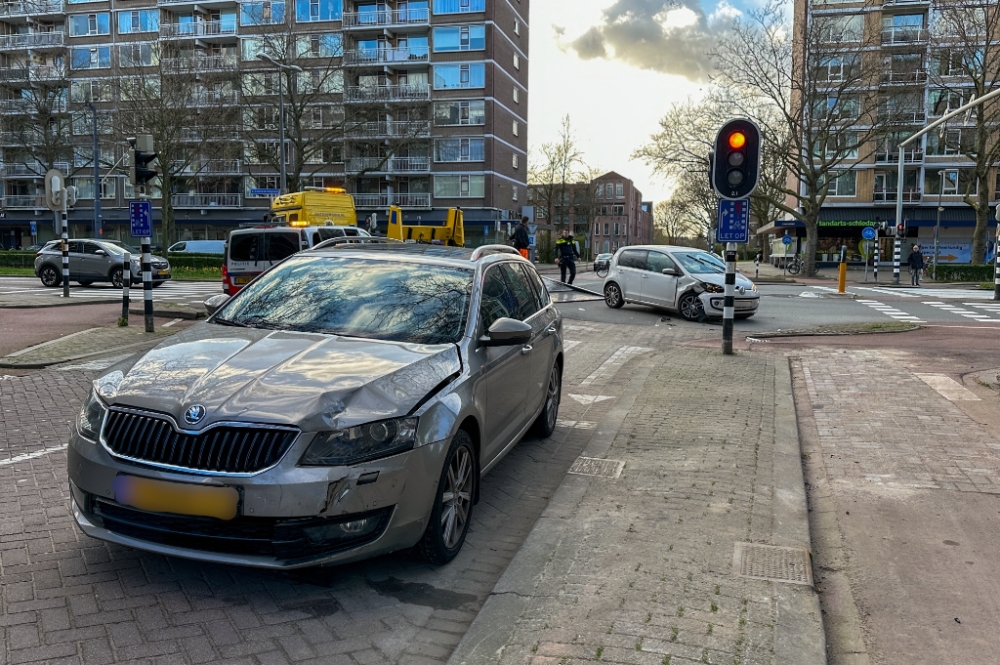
[558,0,739,82]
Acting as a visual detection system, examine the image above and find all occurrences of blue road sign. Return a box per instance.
[861,226,877,240]
[716,198,750,244]
[29,221,36,236]
[129,200,152,237]
[250,188,280,196]
[782,234,793,246]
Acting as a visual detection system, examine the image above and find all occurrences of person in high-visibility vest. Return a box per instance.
[555,229,580,284]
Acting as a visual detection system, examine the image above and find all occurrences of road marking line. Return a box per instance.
[914,374,981,402]
[6,328,101,357]
[0,444,68,467]
[567,394,615,406]
[581,346,652,387]
[161,318,184,328]
[563,340,582,351]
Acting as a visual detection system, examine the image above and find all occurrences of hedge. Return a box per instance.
[0,250,223,270]
[932,264,995,282]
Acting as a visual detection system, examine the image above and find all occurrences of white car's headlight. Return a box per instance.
[78,389,108,442]
[301,417,418,466]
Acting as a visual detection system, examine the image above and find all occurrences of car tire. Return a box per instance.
[604,282,625,309]
[39,265,61,287]
[152,281,164,288]
[77,280,94,287]
[416,429,476,565]
[109,267,124,289]
[736,312,756,319]
[531,360,562,438]
[678,291,704,321]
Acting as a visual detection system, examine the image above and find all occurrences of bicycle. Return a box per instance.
[785,255,802,275]
[594,262,609,278]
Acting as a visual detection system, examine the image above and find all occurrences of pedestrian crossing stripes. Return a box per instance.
[855,286,991,300]
[855,299,925,323]
[37,281,221,305]
[922,302,1000,323]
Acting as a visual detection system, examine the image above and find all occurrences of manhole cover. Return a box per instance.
[568,457,625,479]
[733,543,813,586]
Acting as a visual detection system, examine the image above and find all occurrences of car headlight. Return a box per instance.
[700,282,724,293]
[78,389,108,442]
[749,281,758,292]
[301,417,418,466]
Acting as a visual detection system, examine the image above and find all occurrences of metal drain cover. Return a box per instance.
[733,543,813,586]
[568,457,625,479]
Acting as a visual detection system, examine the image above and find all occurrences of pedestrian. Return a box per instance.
[511,216,530,259]
[555,229,580,285]
[907,244,924,286]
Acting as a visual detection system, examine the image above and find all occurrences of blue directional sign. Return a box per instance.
[250,188,280,196]
[29,221,36,236]
[716,198,750,244]
[129,200,152,237]
[861,226,877,240]
[782,234,793,246]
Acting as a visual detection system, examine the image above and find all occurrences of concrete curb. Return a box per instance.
[446,360,656,665]
[772,356,828,664]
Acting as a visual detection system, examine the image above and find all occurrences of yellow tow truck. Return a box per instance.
[385,206,464,247]
[268,187,357,227]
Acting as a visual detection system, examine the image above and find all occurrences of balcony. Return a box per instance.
[342,46,429,67]
[172,193,242,208]
[0,0,63,18]
[344,83,430,103]
[352,192,431,208]
[346,156,430,173]
[0,31,64,50]
[342,8,430,30]
[179,126,242,142]
[188,90,240,106]
[882,0,929,6]
[162,54,238,73]
[3,195,44,208]
[880,69,927,85]
[172,159,242,174]
[344,120,431,139]
[879,109,926,124]
[873,188,921,203]
[0,66,27,81]
[881,27,927,45]
[161,22,238,39]
[0,161,69,177]
[875,148,923,164]
[0,98,33,113]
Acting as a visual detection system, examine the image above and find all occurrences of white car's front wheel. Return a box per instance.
[678,291,704,321]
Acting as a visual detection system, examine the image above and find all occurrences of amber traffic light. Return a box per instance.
[712,119,761,200]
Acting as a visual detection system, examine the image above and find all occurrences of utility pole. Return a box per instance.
[87,101,101,238]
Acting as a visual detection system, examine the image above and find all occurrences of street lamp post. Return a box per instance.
[933,169,944,281]
[86,101,101,238]
[257,53,303,194]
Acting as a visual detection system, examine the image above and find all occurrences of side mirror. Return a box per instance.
[662,268,679,276]
[204,293,230,316]
[480,317,532,347]
[94,249,106,256]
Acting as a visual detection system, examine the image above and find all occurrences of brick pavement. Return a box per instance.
[0,322,729,665]
[0,326,182,369]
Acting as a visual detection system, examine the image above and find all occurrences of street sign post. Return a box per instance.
[716,199,750,244]
[781,234,792,277]
[862,226,876,282]
[129,200,152,237]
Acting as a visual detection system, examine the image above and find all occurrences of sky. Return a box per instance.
[527,0,747,204]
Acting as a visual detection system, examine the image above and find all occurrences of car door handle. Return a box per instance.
[521,345,533,355]
[544,325,557,335]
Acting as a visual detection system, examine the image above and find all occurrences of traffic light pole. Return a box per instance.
[139,187,154,333]
[993,206,1000,301]
[892,232,902,285]
[61,197,69,299]
[722,244,736,355]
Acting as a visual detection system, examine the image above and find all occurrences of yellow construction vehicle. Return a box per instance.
[268,187,357,227]
[386,206,464,246]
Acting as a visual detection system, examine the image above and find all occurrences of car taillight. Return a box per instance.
[221,264,231,295]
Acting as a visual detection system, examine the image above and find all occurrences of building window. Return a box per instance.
[69,13,110,36]
[603,223,610,235]
[119,43,157,67]
[241,1,286,25]
[433,100,485,126]
[925,169,975,196]
[433,25,485,51]
[821,170,857,197]
[512,120,519,136]
[616,183,623,198]
[513,53,519,69]
[612,204,624,215]
[71,47,112,70]
[512,87,519,103]
[295,0,341,22]
[512,186,518,202]
[433,63,485,89]
[434,138,485,162]
[512,154,518,169]
[71,79,112,103]
[514,19,519,35]
[434,174,485,198]
[614,222,620,236]
[596,183,604,198]
[117,9,158,34]
[432,0,485,14]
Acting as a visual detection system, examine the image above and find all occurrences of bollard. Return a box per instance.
[722,243,736,355]
[142,238,154,333]
[837,245,847,293]
[60,211,69,298]
[893,234,902,285]
[121,252,130,325]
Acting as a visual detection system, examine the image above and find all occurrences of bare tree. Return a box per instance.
[926,1,1000,263]
[710,0,890,276]
[528,115,587,232]
[115,41,242,244]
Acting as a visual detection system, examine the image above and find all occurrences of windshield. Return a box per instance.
[672,251,725,275]
[101,240,140,255]
[216,256,473,345]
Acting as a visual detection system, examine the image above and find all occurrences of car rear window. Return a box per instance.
[229,233,263,262]
[266,231,300,261]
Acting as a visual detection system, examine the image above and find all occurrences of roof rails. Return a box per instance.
[470,245,521,261]
[312,237,397,250]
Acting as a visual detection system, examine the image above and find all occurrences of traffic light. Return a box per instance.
[712,119,762,200]
[896,221,905,237]
[127,134,158,187]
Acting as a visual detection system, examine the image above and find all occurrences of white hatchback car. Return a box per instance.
[602,245,759,320]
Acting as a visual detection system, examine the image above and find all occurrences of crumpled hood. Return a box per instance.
[695,271,756,290]
[109,324,461,431]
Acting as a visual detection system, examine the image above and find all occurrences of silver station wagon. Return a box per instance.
[68,243,563,568]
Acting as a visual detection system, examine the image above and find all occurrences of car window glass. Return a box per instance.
[82,242,103,255]
[517,262,549,309]
[646,251,676,274]
[229,233,263,262]
[479,266,518,333]
[618,250,647,269]
[173,243,186,252]
[68,241,84,253]
[673,251,725,274]
[265,231,300,262]
[315,227,346,242]
[500,263,539,321]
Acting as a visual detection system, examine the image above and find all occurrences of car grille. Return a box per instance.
[103,409,298,474]
[90,498,393,561]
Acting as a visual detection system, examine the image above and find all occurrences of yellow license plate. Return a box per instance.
[113,474,239,520]
[233,276,252,285]
[158,270,169,276]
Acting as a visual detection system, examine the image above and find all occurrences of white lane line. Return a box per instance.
[0,444,68,467]
[581,346,652,387]
[161,318,184,328]
[914,374,981,402]
[856,298,925,323]
[563,340,581,352]
[6,328,101,357]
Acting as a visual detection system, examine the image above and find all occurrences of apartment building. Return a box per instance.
[0,0,528,248]
[773,0,999,264]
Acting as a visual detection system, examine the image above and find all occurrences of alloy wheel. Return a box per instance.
[441,444,473,550]
[545,364,561,432]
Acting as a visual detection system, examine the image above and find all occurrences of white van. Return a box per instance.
[168,240,225,254]
[223,225,371,294]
